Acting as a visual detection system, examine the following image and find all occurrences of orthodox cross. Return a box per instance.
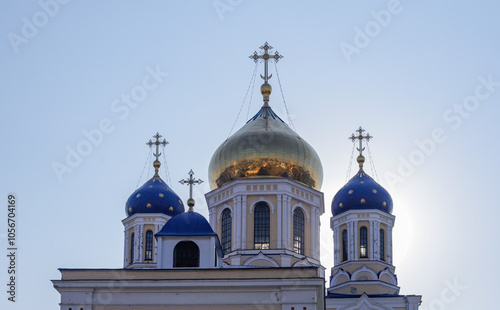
[349,126,372,157]
[179,170,203,210]
[249,42,283,83]
[146,132,168,161]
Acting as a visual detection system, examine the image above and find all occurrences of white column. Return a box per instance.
[388,226,393,264]
[234,196,242,249]
[353,221,358,260]
[369,221,374,259]
[347,222,353,261]
[133,225,138,263]
[209,205,216,228]
[284,196,292,250]
[157,238,163,268]
[311,207,319,259]
[333,227,339,265]
[138,224,144,262]
[123,230,128,267]
[374,221,380,260]
[241,195,247,249]
[316,208,321,259]
[154,224,162,263]
[277,194,282,248]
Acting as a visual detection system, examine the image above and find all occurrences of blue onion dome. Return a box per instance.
[208,85,323,190]
[332,156,393,216]
[156,211,217,237]
[125,160,185,217]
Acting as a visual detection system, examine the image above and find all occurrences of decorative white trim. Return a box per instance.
[292,257,313,267]
[249,196,275,214]
[292,202,310,222]
[378,268,398,285]
[217,203,233,224]
[351,265,378,281]
[341,294,392,310]
[330,268,350,286]
[243,252,279,267]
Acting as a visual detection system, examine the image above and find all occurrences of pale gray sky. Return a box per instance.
[1,1,499,309]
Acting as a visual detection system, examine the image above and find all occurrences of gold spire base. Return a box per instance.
[260,83,272,105]
[153,160,161,176]
[357,155,365,171]
[187,198,195,212]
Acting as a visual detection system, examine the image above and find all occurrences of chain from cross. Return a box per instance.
[146,132,168,161]
[349,126,372,157]
[179,169,203,201]
[249,42,283,83]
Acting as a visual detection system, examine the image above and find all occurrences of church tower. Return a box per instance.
[205,43,325,269]
[156,170,223,269]
[122,133,185,268]
[326,127,422,309]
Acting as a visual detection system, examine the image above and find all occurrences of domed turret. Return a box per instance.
[331,127,393,216]
[125,174,185,217]
[331,169,393,216]
[156,211,217,237]
[125,133,185,217]
[208,105,323,190]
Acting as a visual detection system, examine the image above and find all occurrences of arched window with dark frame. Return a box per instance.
[342,229,348,261]
[254,202,270,250]
[293,208,305,255]
[379,229,385,261]
[174,241,200,267]
[360,227,368,258]
[130,232,135,263]
[221,208,232,255]
[145,230,153,261]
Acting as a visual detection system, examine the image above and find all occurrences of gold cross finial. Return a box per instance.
[249,42,283,83]
[249,42,283,106]
[146,132,168,176]
[349,127,372,170]
[179,169,203,212]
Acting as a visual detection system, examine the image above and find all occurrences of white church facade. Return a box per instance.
[52,43,422,310]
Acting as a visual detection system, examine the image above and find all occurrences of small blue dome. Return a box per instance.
[332,170,393,216]
[126,175,185,217]
[156,211,217,237]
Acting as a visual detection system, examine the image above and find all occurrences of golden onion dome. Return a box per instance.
[208,104,323,190]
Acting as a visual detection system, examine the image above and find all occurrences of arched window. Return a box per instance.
[221,208,232,255]
[174,241,200,267]
[342,229,348,261]
[293,208,305,255]
[145,230,153,261]
[130,232,135,263]
[254,202,270,249]
[360,227,368,258]
[379,229,385,261]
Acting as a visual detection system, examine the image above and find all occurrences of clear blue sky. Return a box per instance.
[1,1,499,309]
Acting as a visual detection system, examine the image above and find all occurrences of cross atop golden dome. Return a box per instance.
[249,42,283,106]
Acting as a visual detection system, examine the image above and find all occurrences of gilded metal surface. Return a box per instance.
[208,107,323,190]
